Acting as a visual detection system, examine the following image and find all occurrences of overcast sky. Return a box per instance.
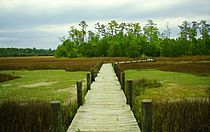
[0,0,209,49]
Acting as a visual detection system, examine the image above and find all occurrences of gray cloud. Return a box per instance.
[0,0,209,49]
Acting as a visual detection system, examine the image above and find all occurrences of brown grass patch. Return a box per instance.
[119,56,210,76]
[0,73,20,82]
[155,55,210,62]
[0,56,129,71]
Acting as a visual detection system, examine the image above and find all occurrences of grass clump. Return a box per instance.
[131,79,161,97]
[0,73,20,83]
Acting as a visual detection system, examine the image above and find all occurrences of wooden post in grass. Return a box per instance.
[118,69,121,82]
[51,101,62,132]
[98,63,100,71]
[142,99,152,132]
[126,80,133,109]
[116,65,119,79]
[91,68,95,82]
[87,72,91,90]
[121,72,125,92]
[77,81,82,108]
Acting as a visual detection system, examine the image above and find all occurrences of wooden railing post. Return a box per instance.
[96,65,99,73]
[77,81,82,108]
[111,62,114,67]
[118,68,121,82]
[142,99,152,132]
[126,80,133,109]
[87,72,91,90]
[91,68,95,82]
[115,64,118,75]
[50,101,62,132]
[120,72,125,92]
[115,65,119,79]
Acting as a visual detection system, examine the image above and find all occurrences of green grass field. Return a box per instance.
[125,69,210,100]
[125,69,210,131]
[0,70,86,103]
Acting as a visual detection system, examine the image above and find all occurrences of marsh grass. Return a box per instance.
[129,79,161,97]
[0,70,86,103]
[152,99,209,132]
[119,56,210,76]
[130,79,209,132]
[132,97,209,132]
[0,100,77,132]
[125,69,210,100]
[0,73,20,83]
[0,57,128,71]
[124,69,210,132]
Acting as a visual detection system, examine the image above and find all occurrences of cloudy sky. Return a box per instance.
[0,0,209,49]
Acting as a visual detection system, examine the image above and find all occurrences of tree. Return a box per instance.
[87,30,95,41]
[55,45,67,57]
[108,20,118,36]
[198,20,210,54]
[95,22,107,37]
[161,22,171,39]
[199,20,210,39]
[68,26,82,46]
[119,22,126,34]
[55,19,210,58]
[143,20,159,42]
[133,23,141,36]
[178,21,189,40]
[78,20,88,42]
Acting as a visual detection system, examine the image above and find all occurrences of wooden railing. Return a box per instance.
[122,79,153,132]
[116,58,155,64]
[50,59,153,132]
[112,61,154,132]
[50,61,103,132]
[113,58,155,84]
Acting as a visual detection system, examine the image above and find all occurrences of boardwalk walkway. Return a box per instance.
[67,63,140,132]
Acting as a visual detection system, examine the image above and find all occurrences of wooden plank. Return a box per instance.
[67,63,140,132]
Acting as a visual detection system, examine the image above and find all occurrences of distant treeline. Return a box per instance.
[0,48,55,57]
[55,20,210,58]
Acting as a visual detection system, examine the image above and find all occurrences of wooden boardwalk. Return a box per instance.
[67,63,140,132]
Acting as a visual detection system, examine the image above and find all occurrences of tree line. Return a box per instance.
[55,20,210,58]
[0,48,55,57]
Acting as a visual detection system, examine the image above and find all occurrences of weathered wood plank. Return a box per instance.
[67,63,140,132]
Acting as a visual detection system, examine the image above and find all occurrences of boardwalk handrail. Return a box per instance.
[113,58,155,82]
[115,58,155,65]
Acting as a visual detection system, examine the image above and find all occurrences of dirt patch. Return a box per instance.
[22,81,57,88]
[57,86,77,106]
[57,87,72,93]
[1,84,12,87]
